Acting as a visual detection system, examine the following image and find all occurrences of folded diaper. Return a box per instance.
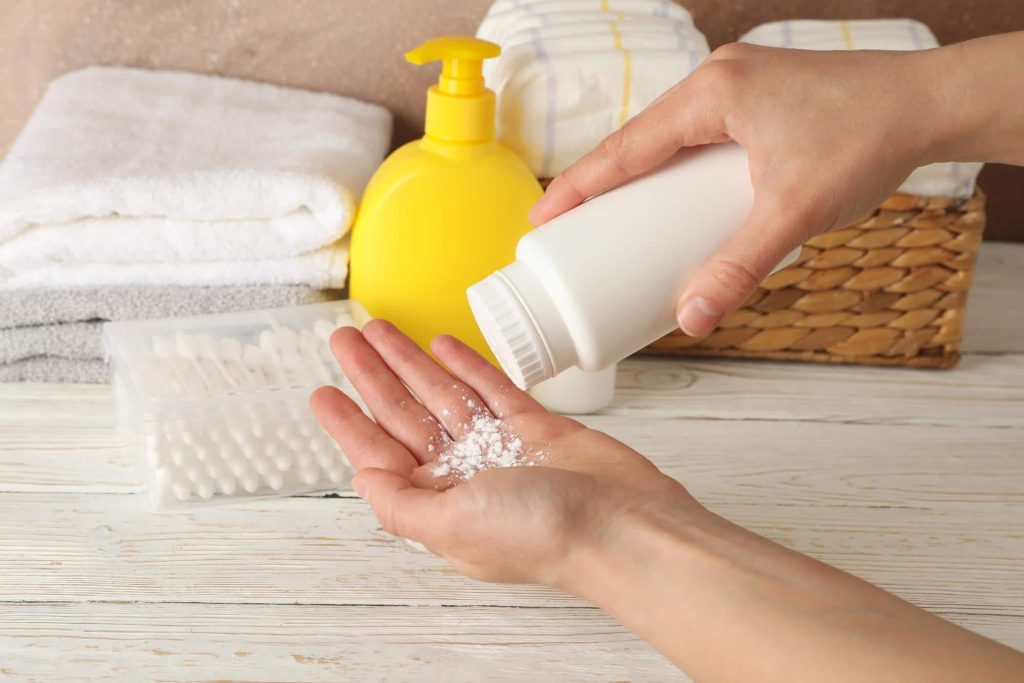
[740,18,937,52]
[0,284,337,382]
[479,0,695,40]
[478,0,709,177]
[0,67,392,289]
[740,19,983,198]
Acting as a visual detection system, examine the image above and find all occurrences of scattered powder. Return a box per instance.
[431,398,542,480]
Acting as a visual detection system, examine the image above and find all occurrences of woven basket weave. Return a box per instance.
[644,190,985,368]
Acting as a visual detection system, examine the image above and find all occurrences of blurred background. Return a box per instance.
[3,0,1022,240]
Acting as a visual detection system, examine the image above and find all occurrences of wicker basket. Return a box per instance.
[644,190,985,368]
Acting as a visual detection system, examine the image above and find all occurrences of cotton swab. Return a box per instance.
[150,421,352,505]
[174,332,218,392]
[198,334,239,390]
[246,342,286,386]
[313,318,335,342]
[218,338,259,389]
[109,303,360,510]
[299,329,333,382]
[151,335,192,394]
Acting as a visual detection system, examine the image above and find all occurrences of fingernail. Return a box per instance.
[677,296,722,337]
[351,471,369,502]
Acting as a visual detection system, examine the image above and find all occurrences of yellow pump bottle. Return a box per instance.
[349,36,541,363]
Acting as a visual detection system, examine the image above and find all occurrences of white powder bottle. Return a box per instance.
[467,142,798,389]
[529,364,617,414]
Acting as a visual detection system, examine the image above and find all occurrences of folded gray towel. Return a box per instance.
[0,356,109,383]
[0,322,99,363]
[1,284,340,382]
[0,284,339,328]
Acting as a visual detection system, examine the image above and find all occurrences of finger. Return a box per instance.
[430,334,545,418]
[676,195,813,337]
[528,68,728,226]
[309,386,418,475]
[409,460,460,492]
[329,326,449,464]
[351,467,450,544]
[360,320,489,439]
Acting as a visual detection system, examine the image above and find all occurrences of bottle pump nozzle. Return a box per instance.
[406,36,501,143]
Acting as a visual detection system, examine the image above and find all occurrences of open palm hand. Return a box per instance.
[310,320,693,586]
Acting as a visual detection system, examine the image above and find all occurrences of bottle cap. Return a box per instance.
[467,272,552,389]
[406,36,501,143]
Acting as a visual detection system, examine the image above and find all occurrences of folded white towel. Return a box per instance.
[0,67,392,289]
[478,0,708,177]
[740,19,983,198]
[5,237,349,289]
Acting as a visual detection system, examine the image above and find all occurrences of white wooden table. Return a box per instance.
[1,243,1022,682]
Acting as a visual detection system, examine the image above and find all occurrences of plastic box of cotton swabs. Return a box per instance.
[103,300,363,511]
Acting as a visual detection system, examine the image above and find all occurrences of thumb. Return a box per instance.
[676,199,811,337]
[352,468,445,543]
[529,68,728,226]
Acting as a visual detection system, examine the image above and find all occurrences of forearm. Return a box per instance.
[923,31,1024,166]
[561,503,1023,682]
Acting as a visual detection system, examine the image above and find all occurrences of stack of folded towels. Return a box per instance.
[477,0,710,178]
[741,19,984,198]
[0,67,391,381]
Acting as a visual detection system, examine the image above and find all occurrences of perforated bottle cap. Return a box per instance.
[467,272,552,389]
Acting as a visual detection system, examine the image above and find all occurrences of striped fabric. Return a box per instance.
[478,0,709,178]
[740,18,983,198]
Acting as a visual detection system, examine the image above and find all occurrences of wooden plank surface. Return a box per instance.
[0,241,1021,681]
[0,493,1021,617]
[2,409,1022,511]
[2,336,1021,441]
[2,602,1021,683]
[612,353,1024,428]
[0,604,680,682]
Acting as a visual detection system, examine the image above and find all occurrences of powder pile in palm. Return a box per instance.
[431,400,536,480]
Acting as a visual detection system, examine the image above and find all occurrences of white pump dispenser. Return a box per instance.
[468,142,799,389]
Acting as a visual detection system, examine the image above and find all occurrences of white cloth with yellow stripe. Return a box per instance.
[740,19,984,198]
[478,0,710,178]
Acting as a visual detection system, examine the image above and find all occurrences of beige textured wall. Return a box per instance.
[0,0,489,152]
[1,0,1022,239]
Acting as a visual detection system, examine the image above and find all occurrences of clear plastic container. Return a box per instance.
[103,300,364,511]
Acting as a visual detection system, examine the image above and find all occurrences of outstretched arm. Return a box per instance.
[312,321,1024,681]
[530,32,1024,338]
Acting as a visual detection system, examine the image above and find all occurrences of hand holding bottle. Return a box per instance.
[529,34,1024,337]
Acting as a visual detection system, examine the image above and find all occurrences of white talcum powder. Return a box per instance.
[431,399,538,480]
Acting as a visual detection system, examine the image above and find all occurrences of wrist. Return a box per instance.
[912,34,1024,166]
[552,492,715,603]
[909,46,969,165]
[551,493,763,676]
